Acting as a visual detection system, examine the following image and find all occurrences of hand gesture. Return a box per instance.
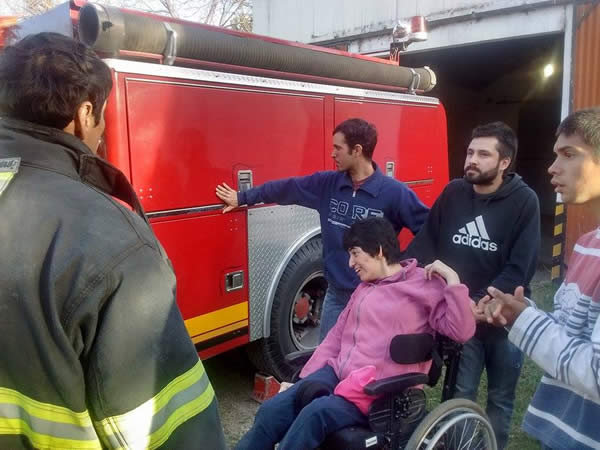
[481,286,528,327]
[470,300,487,323]
[215,183,239,213]
[423,260,460,286]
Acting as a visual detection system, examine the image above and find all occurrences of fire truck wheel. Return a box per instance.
[247,237,326,381]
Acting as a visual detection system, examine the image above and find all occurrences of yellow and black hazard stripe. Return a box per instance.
[184,301,249,352]
[552,202,567,285]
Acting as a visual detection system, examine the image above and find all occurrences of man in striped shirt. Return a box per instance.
[484,108,600,449]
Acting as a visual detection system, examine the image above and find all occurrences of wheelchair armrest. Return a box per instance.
[285,350,314,367]
[363,372,429,396]
[283,350,315,382]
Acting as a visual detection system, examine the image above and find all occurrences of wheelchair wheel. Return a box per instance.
[404,399,496,450]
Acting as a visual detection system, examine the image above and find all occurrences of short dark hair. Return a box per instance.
[556,108,600,158]
[0,32,112,129]
[471,121,518,169]
[333,118,378,159]
[343,217,402,265]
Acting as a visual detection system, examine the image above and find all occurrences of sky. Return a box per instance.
[0,3,19,15]
[0,0,242,26]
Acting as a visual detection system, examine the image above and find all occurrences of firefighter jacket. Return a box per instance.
[0,118,226,449]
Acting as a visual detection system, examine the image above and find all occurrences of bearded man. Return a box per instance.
[403,121,541,449]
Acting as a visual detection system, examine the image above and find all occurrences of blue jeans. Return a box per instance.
[236,365,366,450]
[454,328,523,450]
[319,285,354,342]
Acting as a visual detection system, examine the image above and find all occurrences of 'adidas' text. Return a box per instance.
[452,233,498,251]
[452,215,498,252]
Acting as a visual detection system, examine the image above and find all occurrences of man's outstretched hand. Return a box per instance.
[480,286,528,327]
[215,183,239,213]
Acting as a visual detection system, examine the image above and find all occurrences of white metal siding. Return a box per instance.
[254,0,567,52]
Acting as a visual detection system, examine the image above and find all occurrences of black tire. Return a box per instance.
[405,398,497,450]
[247,238,326,381]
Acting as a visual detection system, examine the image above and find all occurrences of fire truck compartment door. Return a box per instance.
[124,78,325,213]
[333,98,447,193]
[151,212,249,345]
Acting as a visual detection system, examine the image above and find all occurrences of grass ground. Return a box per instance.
[424,279,556,450]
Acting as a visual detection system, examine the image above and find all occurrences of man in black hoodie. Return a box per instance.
[404,122,540,449]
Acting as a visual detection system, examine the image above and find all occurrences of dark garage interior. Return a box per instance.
[402,33,564,267]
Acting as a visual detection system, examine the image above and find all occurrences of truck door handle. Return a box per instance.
[386,161,395,178]
[238,170,253,192]
[225,271,244,292]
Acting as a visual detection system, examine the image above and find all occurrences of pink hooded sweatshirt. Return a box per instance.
[299,259,476,412]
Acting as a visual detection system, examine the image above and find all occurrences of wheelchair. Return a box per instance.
[285,333,497,450]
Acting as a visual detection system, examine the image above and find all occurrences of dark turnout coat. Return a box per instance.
[0,118,225,449]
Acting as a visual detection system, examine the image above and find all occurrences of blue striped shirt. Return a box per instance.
[509,229,600,449]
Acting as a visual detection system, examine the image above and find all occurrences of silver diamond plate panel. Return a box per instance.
[247,205,320,341]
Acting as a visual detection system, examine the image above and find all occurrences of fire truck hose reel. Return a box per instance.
[78,3,436,92]
[79,3,126,57]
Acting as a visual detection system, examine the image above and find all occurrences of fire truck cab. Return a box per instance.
[10,1,449,379]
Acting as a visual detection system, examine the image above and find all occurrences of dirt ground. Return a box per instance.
[204,347,260,449]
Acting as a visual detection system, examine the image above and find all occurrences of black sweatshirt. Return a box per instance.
[404,174,540,302]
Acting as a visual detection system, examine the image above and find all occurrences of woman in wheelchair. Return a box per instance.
[236,217,476,450]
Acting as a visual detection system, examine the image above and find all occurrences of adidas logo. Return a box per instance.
[452,215,498,252]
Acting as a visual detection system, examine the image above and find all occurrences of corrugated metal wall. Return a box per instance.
[574,4,600,109]
[253,0,566,47]
[565,3,600,263]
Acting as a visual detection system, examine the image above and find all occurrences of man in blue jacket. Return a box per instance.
[216,118,428,341]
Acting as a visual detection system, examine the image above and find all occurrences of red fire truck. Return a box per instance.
[14,1,449,379]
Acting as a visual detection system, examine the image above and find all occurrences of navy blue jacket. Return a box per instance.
[238,165,429,290]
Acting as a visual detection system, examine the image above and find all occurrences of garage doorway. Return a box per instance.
[402,33,564,267]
